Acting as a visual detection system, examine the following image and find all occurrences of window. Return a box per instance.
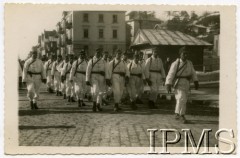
[83,13,88,22]
[83,29,89,38]
[113,29,118,39]
[99,29,104,39]
[98,14,104,23]
[113,14,118,23]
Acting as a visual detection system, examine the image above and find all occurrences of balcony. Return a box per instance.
[66,21,72,29]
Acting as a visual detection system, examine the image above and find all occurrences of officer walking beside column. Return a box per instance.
[22,50,46,109]
[165,46,199,123]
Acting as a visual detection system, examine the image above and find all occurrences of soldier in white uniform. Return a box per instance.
[51,55,63,96]
[127,53,145,110]
[44,54,56,93]
[22,51,46,109]
[136,51,145,104]
[61,54,75,102]
[70,50,88,107]
[109,50,130,112]
[121,51,131,103]
[86,48,110,112]
[60,56,68,99]
[166,46,199,123]
[145,48,166,109]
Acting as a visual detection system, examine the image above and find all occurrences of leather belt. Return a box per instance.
[130,73,142,78]
[113,72,125,76]
[76,71,86,75]
[150,70,161,73]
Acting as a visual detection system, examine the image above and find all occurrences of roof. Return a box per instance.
[127,16,162,22]
[132,29,212,46]
[44,30,57,39]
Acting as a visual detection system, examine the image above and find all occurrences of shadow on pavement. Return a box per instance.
[19,106,218,117]
[19,125,76,130]
[185,120,219,125]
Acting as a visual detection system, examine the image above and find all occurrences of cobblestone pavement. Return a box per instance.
[18,88,219,147]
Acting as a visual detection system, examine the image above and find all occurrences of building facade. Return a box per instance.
[57,11,126,57]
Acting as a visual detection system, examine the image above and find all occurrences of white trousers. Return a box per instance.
[65,74,74,97]
[112,74,125,103]
[149,72,163,102]
[128,76,142,101]
[91,74,105,104]
[74,74,86,100]
[46,70,53,89]
[53,72,61,91]
[175,89,188,115]
[26,75,42,103]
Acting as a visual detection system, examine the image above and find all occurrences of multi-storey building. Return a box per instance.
[56,11,126,56]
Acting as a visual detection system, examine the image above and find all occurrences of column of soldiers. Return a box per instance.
[22,46,199,123]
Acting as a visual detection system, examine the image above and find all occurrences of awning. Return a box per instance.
[131,29,212,47]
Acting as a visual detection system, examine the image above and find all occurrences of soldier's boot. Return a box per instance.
[78,99,81,107]
[180,115,187,124]
[92,102,97,112]
[71,97,76,102]
[82,101,86,106]
[102,99,109,106]
[136,97,143,104]
[96,103,103,111]
[59,91,63,96]
[151,101,158,109]
[114,103,118,112]
[56,91,59,96]
[30,101,34,110]
[33,102,39,109]
[175,113,180,120]
[68,96,71,102]
[63,94,66,99]
[131,101,137,110]
[49,88,54,93]
[148,100,153,109]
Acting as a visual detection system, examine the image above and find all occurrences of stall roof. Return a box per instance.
[132,29,212,46]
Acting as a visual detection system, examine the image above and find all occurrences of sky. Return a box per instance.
[5,4,206,60]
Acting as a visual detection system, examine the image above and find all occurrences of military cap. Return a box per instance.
[179,46,188,55]
[96,48,103,52]
[79,49,85,55]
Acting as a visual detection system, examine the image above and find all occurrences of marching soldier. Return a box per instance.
[51,55,63,96]
[44,54,56,93]
[61,54,75,102]
[22,50,46,109]
[86,48,110,112]
[165,46,199,123]
[69,50,88,107]
[145,47,166,109]
[136,51,145,104]
[127,53,145,110]
[108,49,130,112]
[60,56,68,99]
[121,51,131,103]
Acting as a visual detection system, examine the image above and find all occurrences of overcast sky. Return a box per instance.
[5,5,206,60]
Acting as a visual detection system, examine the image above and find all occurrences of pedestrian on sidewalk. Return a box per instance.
[127,53,146,110]
[86,48,110,112]
[51,55,63,96]
[108,49,130,112]
[69,50,88,107]
[165,46,199,124]
[22,50,46,109]
[144,47,166,109]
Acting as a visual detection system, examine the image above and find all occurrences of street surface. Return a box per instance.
[18,86,219,147]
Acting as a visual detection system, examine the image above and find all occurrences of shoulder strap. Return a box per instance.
[27,59,36,72]
[149,57,152,70]
[19,60,23,70]
[74,60,85,76]
[129,61,133,71]
[92,58,101,69]
[112,60,121,72]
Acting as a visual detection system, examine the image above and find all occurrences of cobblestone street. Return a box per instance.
[18,87,219,147]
